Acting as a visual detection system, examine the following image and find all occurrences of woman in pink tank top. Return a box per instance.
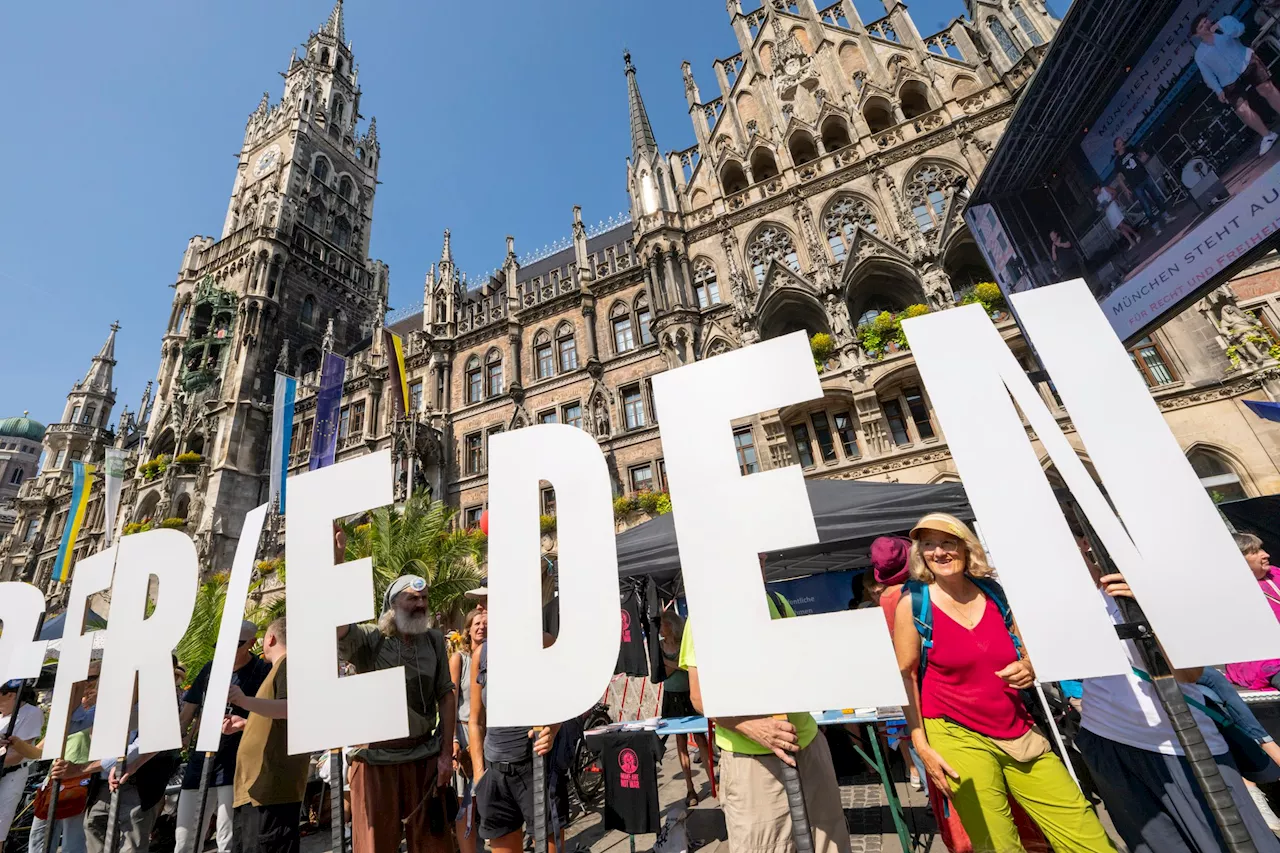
[892,513,1115,853]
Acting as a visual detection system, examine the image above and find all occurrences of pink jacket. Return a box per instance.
[1225,568,1280,691]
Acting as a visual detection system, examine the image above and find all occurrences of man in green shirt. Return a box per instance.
[679,557,851,853]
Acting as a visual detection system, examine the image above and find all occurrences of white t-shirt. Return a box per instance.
[1080,594,1227,756]
[0,703,46,775]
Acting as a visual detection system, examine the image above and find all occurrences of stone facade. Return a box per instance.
[10,0,1280,598]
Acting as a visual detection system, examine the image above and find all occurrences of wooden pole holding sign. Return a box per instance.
[329,747,346,853]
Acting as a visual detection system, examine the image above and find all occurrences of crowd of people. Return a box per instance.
[5,510,1280,853]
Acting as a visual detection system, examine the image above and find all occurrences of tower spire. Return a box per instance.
[624,51,659,166]
[84,322,119,392]
[324,0,345,41]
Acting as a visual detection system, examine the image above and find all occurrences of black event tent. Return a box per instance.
[1219,496,1280,559]
[616,479,974,584]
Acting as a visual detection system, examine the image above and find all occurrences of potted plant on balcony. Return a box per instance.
[160,517,187,530]
[959,282,1009,320]
[174,451,204,471]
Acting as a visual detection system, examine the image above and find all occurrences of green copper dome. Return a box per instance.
[0,412,46,442]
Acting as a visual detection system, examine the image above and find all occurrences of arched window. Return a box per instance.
[900,81,931,120]
[83,405,96,425]
[300,348,320,376]
[858,300,900,327]
[789,131,819,166]
[556,322,578,371]
[174,493,191,520]
[174,301,188,333]
[320,48,330,65]
[1188,449,1247,502]
[70,405,81,424]
[465,356,482,403]
[635,295,654,345]
[1012,3,1044,46]
[693,260,721,308]
[747,225,800,285]
[335,56,345,74]
[312,156,330,183]
[988,17,1021,63]
[330,95,346,126]
[863,98,894,133]
[305,197,325,230]
[338,175,354,201]
[434,290,448,323]
[8,467,24,486]
[721,160,749,195]
[611,301,636,353]
[301,295,316,326]
[750,148,780,181]
[485,350,504,397]
[824,196,879,261]
[906,163,958,233]
[533,330,555,380]
[332,217,351,249]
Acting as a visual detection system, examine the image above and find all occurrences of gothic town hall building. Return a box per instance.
[9,0,1280,596]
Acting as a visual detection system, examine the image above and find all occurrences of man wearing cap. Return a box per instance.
[0,678,44,845]
[174,620,272,853]
[337,575,456,853]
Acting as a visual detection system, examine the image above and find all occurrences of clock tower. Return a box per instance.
[142,0,387,572]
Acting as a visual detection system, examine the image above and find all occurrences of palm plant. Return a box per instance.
[341,490,485,623]
[175,573,231,679]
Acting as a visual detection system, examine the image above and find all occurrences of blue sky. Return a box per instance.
[2,0,1000,429]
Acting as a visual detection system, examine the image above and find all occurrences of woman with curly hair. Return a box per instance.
[893,513,1114,852]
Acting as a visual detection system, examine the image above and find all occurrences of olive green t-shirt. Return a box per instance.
[678,593,819,756]
[233,656,309,808]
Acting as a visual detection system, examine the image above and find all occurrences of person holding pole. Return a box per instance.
[680,555,850,853]
[174,621,270,853]
[1072,550,1280,850]
[229,618,310,853]
[6,660,102,853]
[892,514,1114,853]
[469,635,560,853]
[336,576,456,853]
[0,679,46,844]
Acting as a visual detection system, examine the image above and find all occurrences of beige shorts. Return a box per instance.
[719,732,852,853]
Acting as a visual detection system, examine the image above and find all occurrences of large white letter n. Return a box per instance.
[903,280,1280,677]
[653,332,906,716]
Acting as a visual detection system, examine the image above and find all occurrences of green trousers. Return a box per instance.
[925,718,1116,853]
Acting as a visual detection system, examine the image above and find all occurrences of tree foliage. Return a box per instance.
[341,491,485,622]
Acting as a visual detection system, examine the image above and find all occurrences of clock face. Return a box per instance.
[785,57,801,76]
[253,144,281,177]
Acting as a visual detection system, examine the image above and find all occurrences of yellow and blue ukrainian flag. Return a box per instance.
[54,460,96,583]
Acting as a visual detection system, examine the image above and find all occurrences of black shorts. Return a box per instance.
[235,802,302,853]
[1224,53,1273,103]
[661,689,697,719]
[475,759,567,840]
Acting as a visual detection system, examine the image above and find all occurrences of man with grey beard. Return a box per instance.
[337,576,457,853]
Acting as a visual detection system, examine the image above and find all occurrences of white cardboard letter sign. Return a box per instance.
[287,450,406,754]
[90,530,198,760]
[44,549,116,759]
[652,331,906,716]
[1012,281,1280,668]
[487,425,621,727]
[0,583,48,685]
[196,504,268,752]
[903,281,1280,675]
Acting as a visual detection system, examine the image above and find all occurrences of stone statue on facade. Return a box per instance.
[1204,285,1271,368]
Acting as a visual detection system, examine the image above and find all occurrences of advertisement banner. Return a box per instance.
[969,0,1280,342]
[309,352,346,471]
